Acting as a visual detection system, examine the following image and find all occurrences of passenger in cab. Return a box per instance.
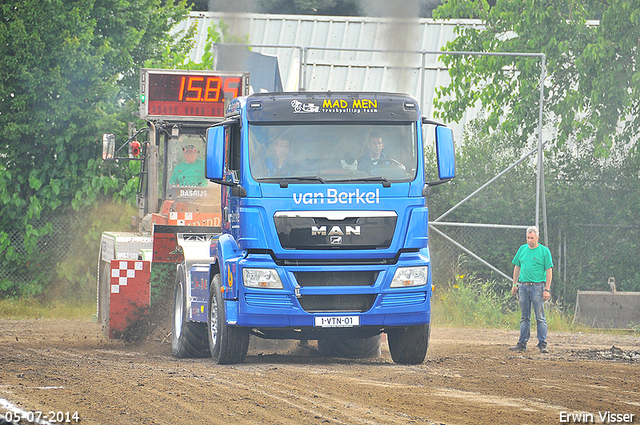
[265,136,297,176]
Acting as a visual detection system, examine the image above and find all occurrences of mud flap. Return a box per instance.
[225,300,239,325]
[109,260,151,338]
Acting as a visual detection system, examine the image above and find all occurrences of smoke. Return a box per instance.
[360,0,424,93]
[207,0,256,72]
[207,0,256,41]
[208,0,255,13]
[206,0,441,92]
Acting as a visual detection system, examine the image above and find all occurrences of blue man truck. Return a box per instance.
[172,91,455,365]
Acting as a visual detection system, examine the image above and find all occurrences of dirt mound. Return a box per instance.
[570,345,640,362]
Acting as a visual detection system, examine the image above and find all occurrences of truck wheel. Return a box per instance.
[207,274,250,365]
[171,265,209,358]
[317,335,381,359]
[387,324,430,365]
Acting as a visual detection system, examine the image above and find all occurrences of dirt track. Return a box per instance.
[1,318,639,425]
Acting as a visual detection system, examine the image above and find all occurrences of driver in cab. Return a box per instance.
[169,144,207,187]
[357,132,387,173]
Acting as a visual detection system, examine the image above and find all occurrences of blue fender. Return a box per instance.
[212,233,244,299]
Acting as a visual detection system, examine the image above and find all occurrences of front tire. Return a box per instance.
[207,274,250,364]
[387,324,430,365]
[172,265,209,358]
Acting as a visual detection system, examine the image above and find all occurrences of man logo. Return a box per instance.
[330,236,343,245]
[311,225,361,236]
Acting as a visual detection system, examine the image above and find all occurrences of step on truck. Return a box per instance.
[173,91,455,364]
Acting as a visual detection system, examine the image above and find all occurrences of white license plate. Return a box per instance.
[314,316,360,328]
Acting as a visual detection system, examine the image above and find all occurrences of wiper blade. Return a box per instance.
[259,176,326,187]
[332,176,392,187]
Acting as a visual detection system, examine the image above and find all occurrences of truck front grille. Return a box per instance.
[294,271,378,287]
[299,294,376,313]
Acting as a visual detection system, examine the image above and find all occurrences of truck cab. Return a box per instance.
[172,91,455,365]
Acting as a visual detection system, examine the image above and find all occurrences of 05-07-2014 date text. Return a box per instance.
[2,411,80,424]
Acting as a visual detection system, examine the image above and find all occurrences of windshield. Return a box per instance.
[164,131,220,206]
[248,123,418,183]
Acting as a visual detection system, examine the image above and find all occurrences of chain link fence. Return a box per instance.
[5,211,636,310]
[428,221,640,309]
[1,213,81,290]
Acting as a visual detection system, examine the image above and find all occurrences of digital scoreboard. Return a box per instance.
[139,69,250,120]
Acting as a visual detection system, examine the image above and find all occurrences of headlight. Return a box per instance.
[390,266,428,288]
[242,268,284,289]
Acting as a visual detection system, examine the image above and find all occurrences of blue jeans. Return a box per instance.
[518,283,547,348]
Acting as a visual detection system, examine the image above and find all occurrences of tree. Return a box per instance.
[433,0,640,156]
[0,0,191,297]
[429,0,640,300]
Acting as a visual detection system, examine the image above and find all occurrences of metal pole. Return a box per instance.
[541,167,549,247]
[433,143,545,222]
[299,46,305,91]
[429,225,512,282]
[302,46,308,91]
[430,222,529,230]
[420,52,427,110]
[536,56,547,231]
[563,235,567,309]
[557,226,562,309]
[147,122,159,215]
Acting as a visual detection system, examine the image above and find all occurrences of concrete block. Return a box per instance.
[574,291,640,329]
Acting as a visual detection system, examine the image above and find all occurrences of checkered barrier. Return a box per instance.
[109,260,151,338]
[168,211,221,227]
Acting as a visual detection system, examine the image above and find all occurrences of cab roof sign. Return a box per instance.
[244,92,419,123]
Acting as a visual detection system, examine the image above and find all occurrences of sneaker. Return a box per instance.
[509,343,526,352]
[539,346,549,354]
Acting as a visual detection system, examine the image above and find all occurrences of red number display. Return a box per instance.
[145,71,246,119]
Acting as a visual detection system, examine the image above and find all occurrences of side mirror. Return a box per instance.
[102,134,115,161]
[435,126,455,180]
[206,126,226,180]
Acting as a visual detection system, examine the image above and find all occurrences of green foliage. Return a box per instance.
[427,117,537,285]
[0,0,191,298]
[433,0,640,156]
[51,202,137,303]
[0,297,95,319]
[426,114,640,305]
[432,271,593,332]
[432,273,518,328]
[428,0,640,305]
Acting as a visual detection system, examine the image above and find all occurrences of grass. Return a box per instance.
[0,297,96,320]
[1,283,637,337]
[430,278,630,335]
[432,279,519,329]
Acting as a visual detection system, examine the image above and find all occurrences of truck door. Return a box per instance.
[221,122,242,237]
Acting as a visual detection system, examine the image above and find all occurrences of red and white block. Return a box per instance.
[169,212,193,226]
[109,260,151,338]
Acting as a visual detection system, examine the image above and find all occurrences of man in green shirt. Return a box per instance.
[510,226,553,354]
[169,145,207,187]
